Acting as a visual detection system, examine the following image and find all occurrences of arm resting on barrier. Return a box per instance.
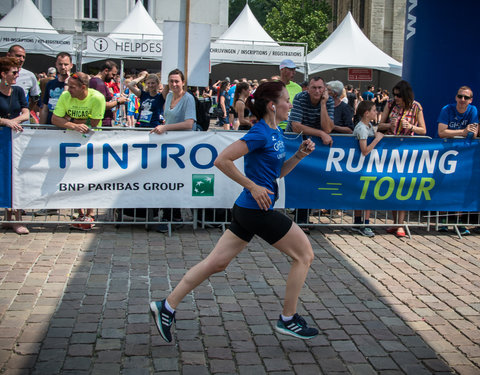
[438,122,475,138]
[291,121,332,146]
[51,114,100,134]
[0,107,28,132]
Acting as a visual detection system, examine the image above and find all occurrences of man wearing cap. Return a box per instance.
[40,52,74,124]
[279,59,302,130]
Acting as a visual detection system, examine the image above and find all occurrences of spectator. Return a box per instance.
[352,101,384,237]
[345,84,357,110]
[217,80,231,130]
[436,85,478,235]
[89,60,127,127]
[51,72,106,230]
[378,80,426,237]
[374,88,388,123]
[361,85,374,101]
[228,79,238,128]
[150,81,319,343]
[278,59,302,131]
[287,76,334,233]
[150,68,197,232]
[39,52,73,125]
[327,80,354,134]
[300,81,309,91]
[39,67,56,96]
[233,82,252,131]
[127,71,166,128]
[6,45,41,110]
[0,57,29,234]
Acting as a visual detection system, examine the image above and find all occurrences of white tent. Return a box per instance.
[215,4,277,46]
[0,0,75,55]
[0,0,57,33]
[83,1,163,63]
[211,4,305,66]
[307,12,402,76]
[108,0,163,40]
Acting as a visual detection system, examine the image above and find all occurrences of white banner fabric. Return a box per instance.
[12,129,246,209]
[210,42,304,64]
[0,32,74,54]
[85,36,163,59]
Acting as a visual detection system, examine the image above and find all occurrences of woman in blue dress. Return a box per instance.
[150,81,319,342]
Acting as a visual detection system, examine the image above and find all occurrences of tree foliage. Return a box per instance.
[264,0,332,52]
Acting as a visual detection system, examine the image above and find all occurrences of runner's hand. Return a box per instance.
[298,138,315,157]
[250,185,274,211]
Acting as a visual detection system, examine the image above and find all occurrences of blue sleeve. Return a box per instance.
[326,96,334,120]
[468,105,478,123]
[184,93,196,122]
[17,87,28,109]
[240,123,266,152]
[437,105,450,124]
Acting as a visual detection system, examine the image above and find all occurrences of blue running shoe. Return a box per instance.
[275,313,318,340]
[150,299,175,342]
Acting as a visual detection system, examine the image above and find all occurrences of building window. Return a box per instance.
[84,0,98,19]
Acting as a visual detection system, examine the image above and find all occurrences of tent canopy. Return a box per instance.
[215,4,278,46]
[0,0,57,33]
[108,1,163,40]
[307,12,402,76]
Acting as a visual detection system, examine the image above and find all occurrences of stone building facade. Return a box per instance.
[0,0,229,39]
[327,0,406,62]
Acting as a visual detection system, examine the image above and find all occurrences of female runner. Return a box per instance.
[150,81,319,341]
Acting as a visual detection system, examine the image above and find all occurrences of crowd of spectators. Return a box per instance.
[1,45,479,236]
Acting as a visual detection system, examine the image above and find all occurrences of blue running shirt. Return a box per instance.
[235,119,286,210]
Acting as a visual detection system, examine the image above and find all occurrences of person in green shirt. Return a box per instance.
[278,59,302,130]
[51,71,106,229]
[52,72,106,133]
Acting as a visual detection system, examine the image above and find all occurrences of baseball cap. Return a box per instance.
[47,67,56,75]
[280,59,296,70]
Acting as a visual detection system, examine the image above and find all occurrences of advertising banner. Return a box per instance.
[0,127,11,208]
[85,36,163,59]
[210,42,304,64]
[11,130,243,209]
[0,32,75,54]
[5,130,480,211]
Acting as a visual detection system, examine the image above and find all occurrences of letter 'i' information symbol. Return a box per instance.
[192,174,214,196]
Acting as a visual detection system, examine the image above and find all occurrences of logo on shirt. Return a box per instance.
[192,174,214,197]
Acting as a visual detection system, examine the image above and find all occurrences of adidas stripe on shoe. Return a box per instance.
[275,313,318,340]
[150,299,176,342]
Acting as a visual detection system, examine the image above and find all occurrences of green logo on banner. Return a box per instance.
[192,174,214,196]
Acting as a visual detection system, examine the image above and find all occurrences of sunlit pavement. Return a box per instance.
[0,224,478,374]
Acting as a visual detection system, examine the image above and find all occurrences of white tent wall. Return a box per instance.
[210,63,305,84]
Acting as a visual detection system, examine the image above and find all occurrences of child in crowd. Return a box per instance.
[352,101,384,237]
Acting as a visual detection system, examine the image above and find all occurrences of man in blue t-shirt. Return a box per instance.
[39,52,73,124]
[438,86,478,138]
[361,85,374,101]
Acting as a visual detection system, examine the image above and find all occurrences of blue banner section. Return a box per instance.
[0,127,12,208]
[402,1,480,137]
[284,136,480,211]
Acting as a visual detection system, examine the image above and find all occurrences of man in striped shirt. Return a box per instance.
[287,76,335,146]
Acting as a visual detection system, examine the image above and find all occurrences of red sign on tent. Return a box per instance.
[348,68,372,81]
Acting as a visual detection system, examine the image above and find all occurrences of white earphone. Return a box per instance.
[272,104,276,111]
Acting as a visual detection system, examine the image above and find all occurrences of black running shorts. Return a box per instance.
[229,204,293,245]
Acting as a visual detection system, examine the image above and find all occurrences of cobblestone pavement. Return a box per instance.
[0,224,479,374]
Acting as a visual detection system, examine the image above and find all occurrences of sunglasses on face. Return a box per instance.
[10,70,19,75]
[393,92,401,97]
[457,94,472,100]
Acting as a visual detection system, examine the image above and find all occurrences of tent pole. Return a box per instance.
[184,0,191,87]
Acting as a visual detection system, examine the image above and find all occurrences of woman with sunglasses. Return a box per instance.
[0,57,30,234]
[378,80,426,237]
[150,81,320,342]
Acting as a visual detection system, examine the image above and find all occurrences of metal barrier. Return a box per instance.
[2,208,480,239]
